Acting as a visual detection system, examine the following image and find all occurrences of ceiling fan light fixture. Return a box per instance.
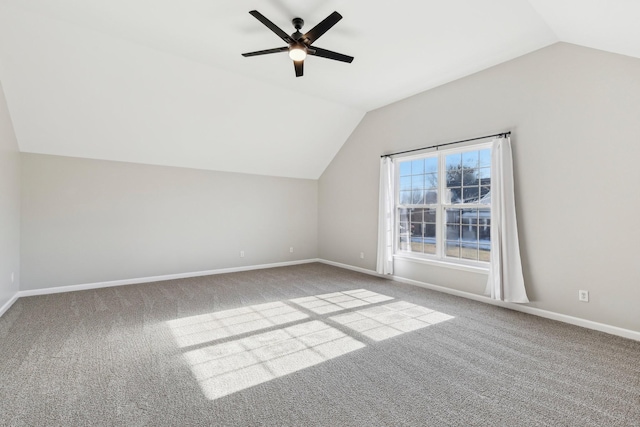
[288,45,307,61]
[242,10,354,77]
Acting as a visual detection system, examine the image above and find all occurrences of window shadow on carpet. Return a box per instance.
[166,289,454,400]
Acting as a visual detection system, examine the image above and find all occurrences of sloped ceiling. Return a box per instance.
[0,1,637,179]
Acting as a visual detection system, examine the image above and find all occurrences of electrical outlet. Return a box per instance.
[360,252,364,259]
[240,250,245,258]
[578,290,589,302]
[290,247,294,253]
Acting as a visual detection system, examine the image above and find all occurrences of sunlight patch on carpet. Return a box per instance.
[182,320,365,400]
[169,289,454,400]
[167,301,308,348]
[289,289,394,314]
[330,300,454,341]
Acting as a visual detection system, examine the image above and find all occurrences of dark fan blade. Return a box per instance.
[242,46,289,57]
[294,60,304,77]
[308,47,354,63]
[303,11,342,45]
[249,10,293,44]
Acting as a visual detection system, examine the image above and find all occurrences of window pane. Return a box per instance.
[423,245,436,255]
[479,167,491,185]
[480,186,491,204]
[446,241,460,258]
[411,190,424,204]
[411,221,423,238]
[447,188,462,204]
[400,176,411,191]
[422,209,436,255]
[461,209,478,226]
[400,208,437,255]
[399,208,409,222]
[446,224,460,241]
[424,222,436,254]
[462,187,479,203]
[446,153,461,169]
[411,175,424,191]
[441,206,491,262]
[410,241,423,252]
[399,161,411,176]
[411,159,424,175]
[410,208,423,223]
[462,168,479,187]
[410,209,423,254]
[400,191,411,204]
[424,190,438,204]
[478,216,491,242]
[461,242,479,261]
[461,225,478,243]
[424,223,436,238]
[479,209,491,260]
[424,209,436,223]
[479,149,491,168]
[399,220,409,235]
[463,151,478,168]
[425,173,438,189]
[398,207,411,252]
[446,208,460,224]
[446,166,462,187]
[479,240,491,262]
[425,157,438,173]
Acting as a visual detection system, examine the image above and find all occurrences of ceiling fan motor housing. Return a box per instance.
[292,18,304,30]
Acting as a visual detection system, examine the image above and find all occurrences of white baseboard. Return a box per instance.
[17,259,320,298]
[318,259,385,277]
[0,292,19,318]
[317,259,640,342]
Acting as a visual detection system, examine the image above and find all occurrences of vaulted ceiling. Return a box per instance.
[0,0,638,179]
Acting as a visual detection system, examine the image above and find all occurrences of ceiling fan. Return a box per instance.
[242,10,354,77]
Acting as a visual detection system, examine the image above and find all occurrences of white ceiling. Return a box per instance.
[0,1,638,179]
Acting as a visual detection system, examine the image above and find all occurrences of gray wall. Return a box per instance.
[319,42,640,332]
[0,81,20,308]
[21,154,318,290]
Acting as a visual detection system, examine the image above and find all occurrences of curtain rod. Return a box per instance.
[380,131,511,158]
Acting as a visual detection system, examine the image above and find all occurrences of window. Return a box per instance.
[396,143,491,266]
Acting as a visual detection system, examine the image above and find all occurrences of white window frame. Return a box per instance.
[393,141,492,272]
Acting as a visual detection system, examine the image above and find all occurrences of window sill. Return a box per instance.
[393,254,489,274]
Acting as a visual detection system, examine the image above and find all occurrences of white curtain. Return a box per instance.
[485,136,529,303]
[376,157,394,275]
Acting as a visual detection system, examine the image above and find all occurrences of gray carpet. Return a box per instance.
[1,263,638,426]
